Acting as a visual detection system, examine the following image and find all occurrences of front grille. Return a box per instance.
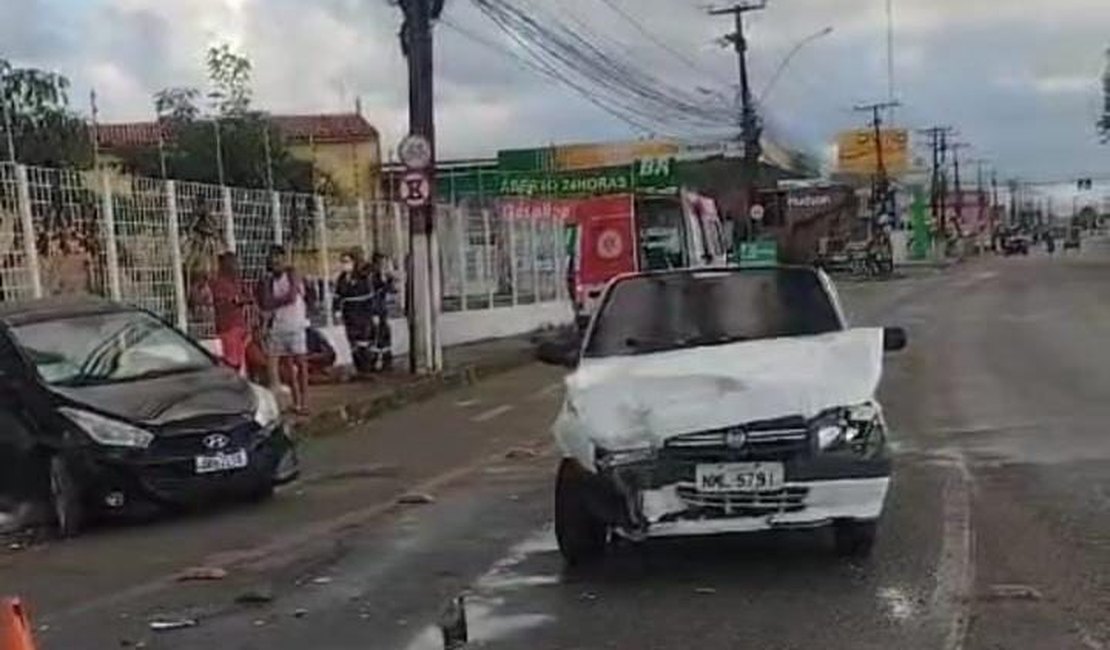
[151,417,259,458]
[662,415,811,462]
[671,484,810,518]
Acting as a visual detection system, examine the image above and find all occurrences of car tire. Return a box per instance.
[48,455,86,538]
[555,459,608,566]
[833,520,877,558]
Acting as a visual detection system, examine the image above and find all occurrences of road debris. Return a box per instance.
[176,566,228,582]
[695,587,718,595]
[397,492,436,505]
[983,584,1044,601]
[293,608,308,618]
[235,587,275,605]
[311,576,333,585]
[149,618,198,632]
[505,447,539,460]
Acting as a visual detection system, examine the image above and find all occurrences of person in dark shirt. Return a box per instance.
[211,252,250,374]
[334,250,375,374]
[370,253,397,371]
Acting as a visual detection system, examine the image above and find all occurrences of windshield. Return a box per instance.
[584,268,843,358]
[11,310,214,387]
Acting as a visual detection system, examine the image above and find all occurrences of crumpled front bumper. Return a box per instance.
[639,476,889,537]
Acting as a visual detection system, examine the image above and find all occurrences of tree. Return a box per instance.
[206,43,252,117]
[0,59,90,167]
[1100,48,1110,143]
[122,44,327,194]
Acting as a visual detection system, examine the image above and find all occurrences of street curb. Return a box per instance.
[297,349,537,439]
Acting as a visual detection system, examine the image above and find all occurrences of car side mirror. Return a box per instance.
[883,326,908,352]
[536,340,579,369]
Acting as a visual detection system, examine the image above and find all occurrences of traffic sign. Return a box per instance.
[400,171,431,207]
[398,134,433,170]
[749,204,765,222]
[596,228,625,260]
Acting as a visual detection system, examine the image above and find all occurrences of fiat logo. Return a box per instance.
[724,428,747,449]
[203,434,230,450]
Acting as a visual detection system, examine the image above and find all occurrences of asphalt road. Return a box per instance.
[6,238,1110,649]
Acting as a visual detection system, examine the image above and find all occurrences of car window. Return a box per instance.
[584,269,843,358]
[636,197,688,271]
[10,311,214,387]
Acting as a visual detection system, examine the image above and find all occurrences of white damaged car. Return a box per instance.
[542,266,907,565]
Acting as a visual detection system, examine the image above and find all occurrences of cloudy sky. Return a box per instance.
[2,0,1108,186]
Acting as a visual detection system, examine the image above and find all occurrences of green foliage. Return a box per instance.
[154,87,201,123]
[1100,48,1110,143]
[0,58,91,167]
[206,43,252,117]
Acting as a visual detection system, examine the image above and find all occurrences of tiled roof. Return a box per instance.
[96,113,377,150]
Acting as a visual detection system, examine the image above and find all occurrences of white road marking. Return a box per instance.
[472,404,514,423]
[931,450,974,650]
[528,382,563,401]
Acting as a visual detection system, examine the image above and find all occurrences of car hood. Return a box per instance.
[555,328,884,454]
[51,367,254,428]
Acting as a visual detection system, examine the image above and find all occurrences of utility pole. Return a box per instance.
[709,1,766,242]
[854,100,900,229]
[950,142,970,238]
[398,0,445,373]
[917,125,953,241]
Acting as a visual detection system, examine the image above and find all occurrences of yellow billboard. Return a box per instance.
[836,129,909,175]
[554,140,679,171]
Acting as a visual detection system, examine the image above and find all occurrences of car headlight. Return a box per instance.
[812,403,884,453]
[60,407,154,449]
[595,445,655,469]
[251,384,282,428]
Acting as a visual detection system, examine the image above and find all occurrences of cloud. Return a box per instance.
[0,0,1107,179]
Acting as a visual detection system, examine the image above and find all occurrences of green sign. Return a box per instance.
[736,241,779,267]
[498,159,676,198]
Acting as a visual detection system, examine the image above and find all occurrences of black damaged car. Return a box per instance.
[0,297,299,536]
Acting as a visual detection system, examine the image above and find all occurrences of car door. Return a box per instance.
[0,330,42,508]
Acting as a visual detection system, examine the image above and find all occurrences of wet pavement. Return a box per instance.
[6,240,1110,649]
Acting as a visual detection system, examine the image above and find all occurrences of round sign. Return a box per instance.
[398,134,432,170]
[399,171,431,208]
[750,204,765,222]
[596,228,624,260]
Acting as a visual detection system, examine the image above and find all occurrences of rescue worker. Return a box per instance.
[369,253,397,372]
[334,250,375,375]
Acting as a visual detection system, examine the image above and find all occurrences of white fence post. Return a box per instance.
[222,186,236,252]
[457,207,468,311]
[481,208,494,309]
[271,191,283,246]
[509,216,519,306]
[165,181,189,331]
[14,165,43,299]
[99,171,122,301]
[357,198,371,257]
[315,195,334,327]
[530,214,540,303]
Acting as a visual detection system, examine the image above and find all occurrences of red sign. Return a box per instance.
[575,194,636,289]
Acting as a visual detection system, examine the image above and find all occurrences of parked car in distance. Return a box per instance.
[1001,230,1031,256]
[541,267,907,565]
[0,297,299,536]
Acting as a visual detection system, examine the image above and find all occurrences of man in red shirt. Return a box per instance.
[211,252,250,374]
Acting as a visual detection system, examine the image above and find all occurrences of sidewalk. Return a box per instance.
[299,333,547,438]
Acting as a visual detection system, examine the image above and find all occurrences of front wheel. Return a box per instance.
[833,520,877,558]
[49,455,86,538]
[554,459,608,566]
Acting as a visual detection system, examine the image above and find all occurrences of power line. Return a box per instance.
[594,0,732,84]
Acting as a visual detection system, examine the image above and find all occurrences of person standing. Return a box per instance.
[334,250,375,375]
[257,245,310,415]
[211,252,250,374]
[369,253,397,372]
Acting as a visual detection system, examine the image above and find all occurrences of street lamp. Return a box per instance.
[758,26,833,103]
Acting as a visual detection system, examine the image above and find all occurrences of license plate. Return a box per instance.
[195,449,249,474]
[695,462,785,493]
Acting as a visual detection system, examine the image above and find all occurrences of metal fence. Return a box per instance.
[0,162,567,339]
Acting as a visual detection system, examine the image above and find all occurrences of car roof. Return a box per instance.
[615,265,821,282]
[0,295,138,327]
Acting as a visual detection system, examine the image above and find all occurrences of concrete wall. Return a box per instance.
[205,299,574,367]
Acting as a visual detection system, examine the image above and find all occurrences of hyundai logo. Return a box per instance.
[203,434,231,450]
[724,428,747,449]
